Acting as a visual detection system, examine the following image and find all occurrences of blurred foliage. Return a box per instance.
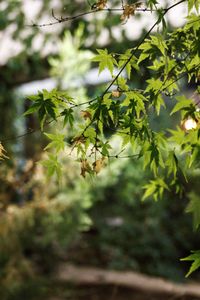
[1,1,200,299]
[49,23,94,91]
[0,154,200,300]
[0,0,176,144]
[0,156,92,300]
[67,159,200,281]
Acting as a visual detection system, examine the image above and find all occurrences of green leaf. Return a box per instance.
[44,99,57,120]
[186,192,200,230]
[138,53,150,65]
[151,34,168,56]
[185,14,200,32]
[146,0,158,10]
[170,96,193,115]
[38,105,46,130]
[61,108,74,127]
[168,127,186,147]
[117,76,129,91]
[84,127,96,143]
[142,178,169,201]
[142,181,157,201]
[181,251,200,277]
[139,34,167,57]
[118,50,138,79]
[23,102,41,116]
[92,49,117,75]
[188,145,200,168]
[101,141,112,156]
[24,90,59,130]
[145,78,163,93]
[166,151,178,178]
[153,94,166,115]
[123,91,147,118]
[143,138,165,175]
[188,0,200,12]
[44,133,66,153]
[41,154,62,179]
[118,49,132,79]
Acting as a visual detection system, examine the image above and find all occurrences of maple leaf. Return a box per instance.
[186,192,200,230]
[41,154,62,179]
[92,49,117,75]
[181,251,200,277]
[44,133,65,153]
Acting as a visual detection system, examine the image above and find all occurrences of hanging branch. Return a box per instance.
[4,0,196,154]
[3,64,199,147]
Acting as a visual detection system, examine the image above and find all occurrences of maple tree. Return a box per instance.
[1,0,200,276]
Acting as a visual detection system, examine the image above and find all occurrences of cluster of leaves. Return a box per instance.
[25,16,200,181]
[20,0,200,275]
[0,149,200,300]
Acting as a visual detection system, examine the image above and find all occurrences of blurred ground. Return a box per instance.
[53,264,200,300]
[49,286,200,300]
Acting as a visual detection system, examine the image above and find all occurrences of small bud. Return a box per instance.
[112,90,121,98]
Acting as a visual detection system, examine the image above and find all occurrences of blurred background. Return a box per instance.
[0,0,200,299]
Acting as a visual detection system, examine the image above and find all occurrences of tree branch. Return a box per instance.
[28,7,155,28]
[57,263,200,298]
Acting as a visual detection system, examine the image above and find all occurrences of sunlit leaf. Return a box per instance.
[181,251,200,277]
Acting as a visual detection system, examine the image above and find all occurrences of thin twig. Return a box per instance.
[28,7,154,27]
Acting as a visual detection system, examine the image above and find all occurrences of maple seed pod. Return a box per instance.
[94,0,107,10]
[72,135,85,145]
[80,159,92,177]
[80,110,92,120]
[93,157,106,174]
[121,4,137,22]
